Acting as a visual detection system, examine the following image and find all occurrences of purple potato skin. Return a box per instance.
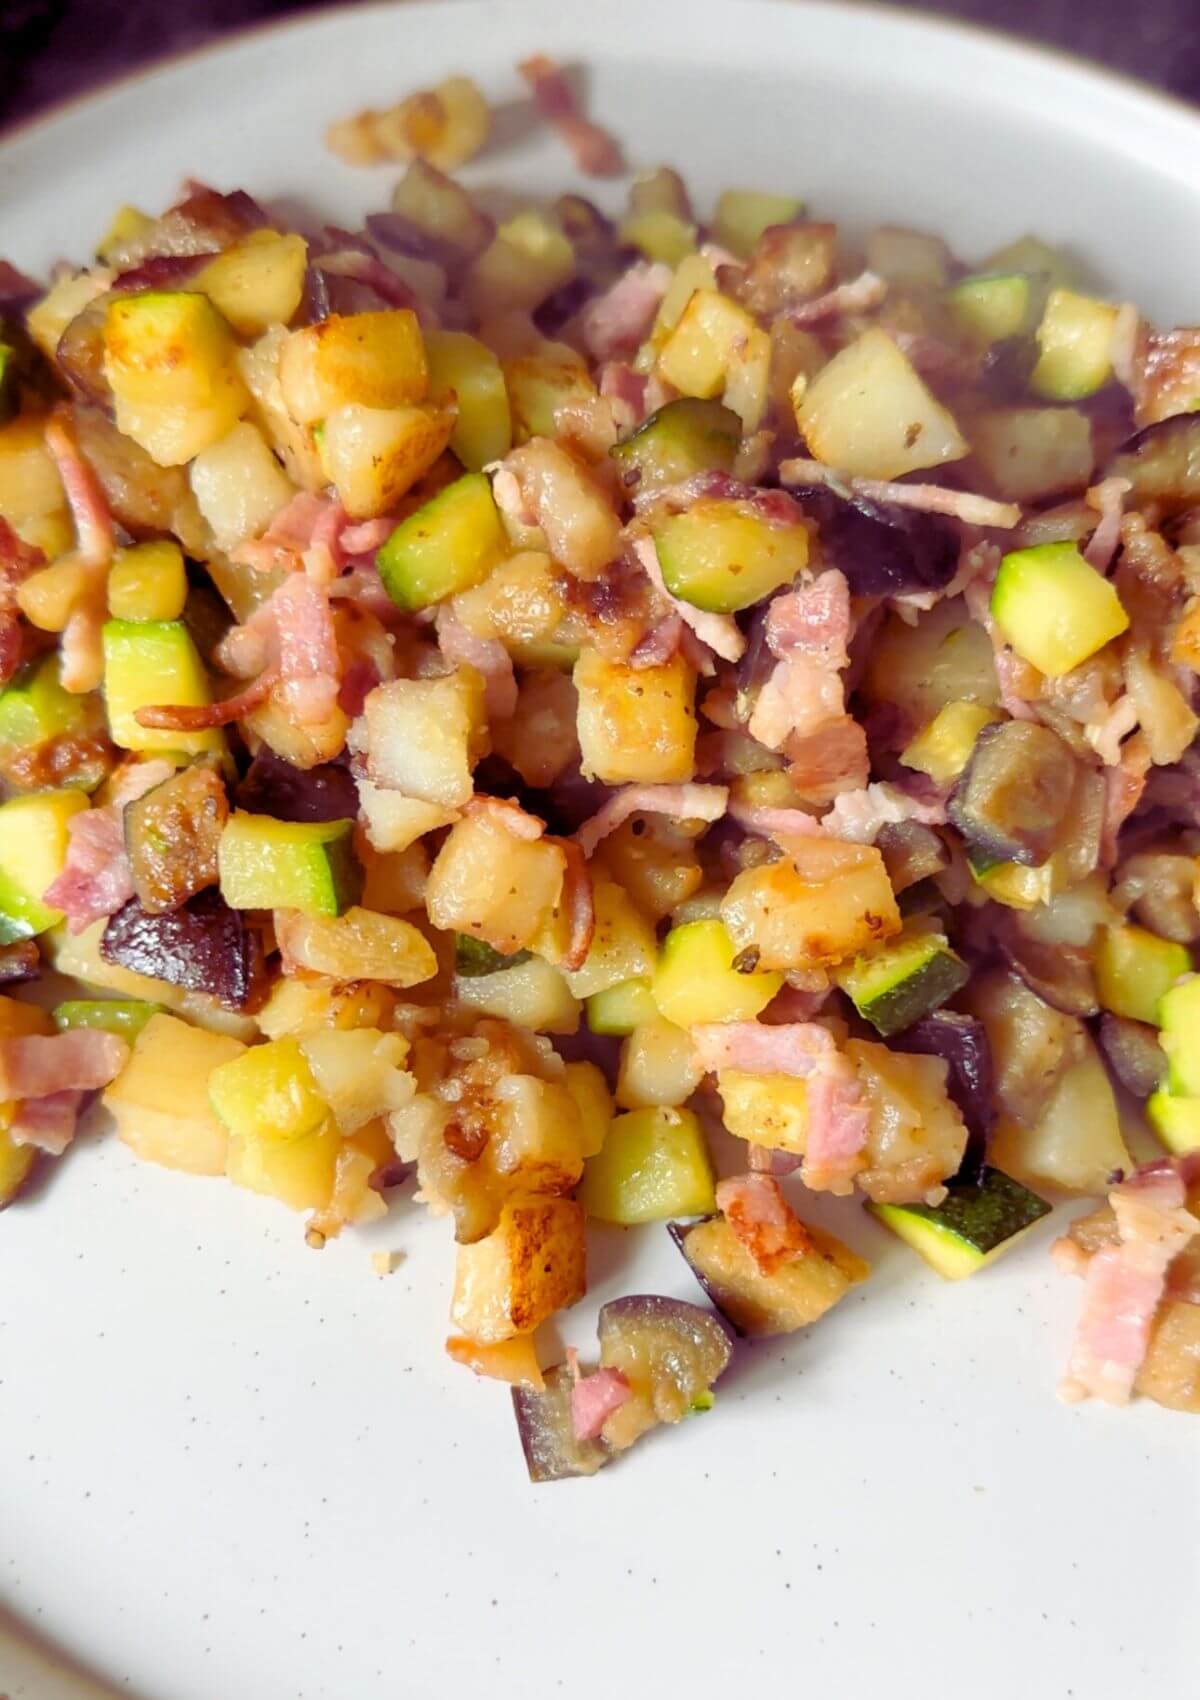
[100,889,268,1012]
[235,749,360,824]
[897,1010,994,1184]
[666,1220,748,1339]
[511,1364,608,1484]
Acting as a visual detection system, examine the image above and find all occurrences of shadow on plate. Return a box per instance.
[0,1600,151,1700]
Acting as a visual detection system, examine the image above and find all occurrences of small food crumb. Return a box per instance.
[372,1251,402,1276]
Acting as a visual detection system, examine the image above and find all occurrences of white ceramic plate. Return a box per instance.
[2,5,1199,1697]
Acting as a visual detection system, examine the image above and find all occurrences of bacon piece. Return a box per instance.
[570,1367,632,1440]
[727,797,823,849]
[748,1144,803,1176]
[780,457,1020,529]
[693,1019,838,1077]
[517,54,623,176]
[233,491,342,573]
[60,601,105,694]
[1131,325,1200,427]
[550,834,595,973]
[785,714,870,806]
[1083,477,1131,573]
[135,667,280,731]
[0,1029,128,1101]
[748,655,843,749]
[630,534,745,663]
[1058,1161,1198,1405]
[764,570,852,667]
[599,361,649,431]
[339,516,397,556]
[820,780,946,844]
[1084,695,1138,767]
[1100,732,1152,865]
[0,259,41,307]
[803,1056,871,1194]
[0,517,45,686]
[581,262,672,362]
[44,413,114,569]
[42,808,134,934]
[9,1089,85,1156]
[575,782,728,858]
[628,613,684,668]
[314,249,421,310]
[786,269,887,325]
[436,608,518,720]
[464,794,546,840]
[268,573,341,724]
[716,1173,812,1274]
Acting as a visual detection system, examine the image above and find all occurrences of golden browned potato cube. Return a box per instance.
[103,1013,246,1175]
[560,870,657,998]
[318,401,456,519]
[721,837,900,971]
[574,649,697,784]
[279,309,428,423]
[717,1069,809,1154]
[426,812,566,955]
[846,1040,968,1204]
[449,1194,586,1343]
[357,671,487,807]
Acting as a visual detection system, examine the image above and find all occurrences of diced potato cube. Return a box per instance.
[237,325,325,491]
[107,541,188,623]
[27,271,110,361]
[579,1105,715,1224]
[574,649,697,784]
[563,1060,613,1158]
[505,352,596,443]
[113,367,250,468]
[318,401,455,520]
[597,814,704,922]
[797,327,967,480]
[357,671,486,806]
[454,954,581,1033]
[713,188,805,259]
[449,1195,586,1343]
[189,421,296,550]
[847,1040,968,1204]
[103,1013,245,1175]
[357,780,459,853]
[426,812,566,955]
[226,1119,341,1213]
[445,1334,544,1388]
[255,976,397,1040]
[360,842,428,914]
[299,1028,413,1132]
[616,1016,704,1109]
[279,310,428,423]
[561,871,657,998]
[467,212,576,315]
[721,839,901,971]
[717,1068,809,1154]
[503,438,622,580]
[0,1126,35,1207]
[969,407,1094,504]
[488,1074,586,1194]
[657,288,771,428]
[274,907,438,987]
[0,417,65,530]
[208,1036,329,1142]
[103,290,241,408]
[194,232,309,338]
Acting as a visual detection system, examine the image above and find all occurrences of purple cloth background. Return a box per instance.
[2,0,1198,132]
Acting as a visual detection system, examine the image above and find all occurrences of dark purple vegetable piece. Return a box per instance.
[0,259,41,311]
[597,1294,732,1414]
[124,763,228,914]
[949,720,1079,866]
[54,294,119,406]
[534,275,596,338]
[898,1010,994,1184]
[666,1218,748,1338]
[0,939,40,985]
[798,488,960,596]
[993,913,1099,1018]
[100,889,267,1011]
[511,1364,609,1483]
[1112,849,1200,944]
[235,749,360,823]
[1106,414,1200,515]
[1098,1013,1167,1100]
[111,254,216,293]
[877,819,948,893]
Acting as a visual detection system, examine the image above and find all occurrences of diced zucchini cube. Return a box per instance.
[217,812,361,917]
[579,1105,715,1224]
[1095,924,1191,1026]
[107,542,188,623]
[0,788,89,943]
[653,917,782,1026]
[990,541,1129,677]
[102,618,224,756]
[376,472,507,610]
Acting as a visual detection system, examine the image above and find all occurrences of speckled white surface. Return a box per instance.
[2,5,1200,1696]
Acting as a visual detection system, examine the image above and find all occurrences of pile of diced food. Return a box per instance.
[1,59,1199,1480]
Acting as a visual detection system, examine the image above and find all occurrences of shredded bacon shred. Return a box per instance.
[780,458,1020,529]
[575,783,728,858]
[548,834,596,972]
[135,667,281,731]
[570,1367,632,1440]
[581,263,672,362]
[436,608,518,720]
[44,412,115,570]
[517,55,623,176]
[786,269,887,325]
[1083,477,1131,573]
[0,1029,128,1101]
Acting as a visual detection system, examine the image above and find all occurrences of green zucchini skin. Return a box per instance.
[871,1167,1051,1279]
[838,932,969,1038]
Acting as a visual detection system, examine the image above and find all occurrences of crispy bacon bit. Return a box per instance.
[0,1028,128,1101]
[234,491,344,573]
[9,1089,86,1156]
[630,534,745,663]
[549,835,596,972]
[628,613,684,668]
[749,656,843,749]
[1058,1161,1198,1405]
[436,608,518,720]
[465,794,546,840]
[268,573,341,725]
[581,262,672,362]
[60,601,106,694]
[728,797,822,848]
[570,1367,632,1440]
[0,259,40,307]
[716,1173,812,1274]
[315,250,420,311]
[1085,695,1138,767]
[1083,477,1131,573]
[780,458,1021,529]
[44,413,115,569]
[135,667,281,731]
[575,782,728,857]
[517,55,623,177]
[599,361,649,431]
[340,516,397,556]
[803,1057,871,1194]
[749,571,855,757]
[786,269,887,325]
[785,714,871,806]
[1131,325,1200,427]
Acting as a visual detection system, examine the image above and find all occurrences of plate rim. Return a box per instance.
[2,0,1199,159]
